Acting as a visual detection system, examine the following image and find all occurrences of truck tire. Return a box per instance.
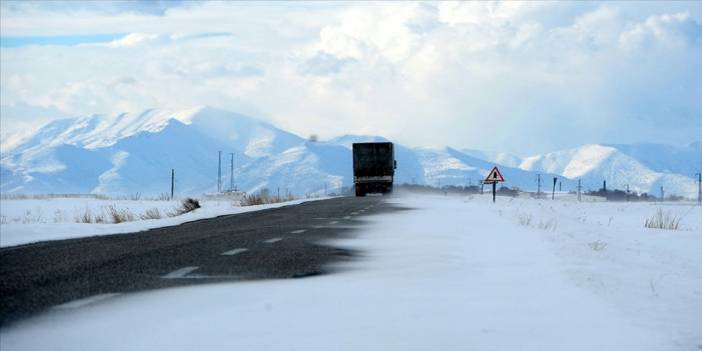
[385,184,393,194]
[355,185,365,197]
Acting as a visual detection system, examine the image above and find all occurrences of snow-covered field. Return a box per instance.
[1,194,701,350]
[0,197,326,247]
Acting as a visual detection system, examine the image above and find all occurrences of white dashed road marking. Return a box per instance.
[263,238,283,243]
[290,229,307,234]
[54,293,121,310]
[221,248,248,256]
[343,216,351,219]
[162,266,199,279]
[329,221,339,225]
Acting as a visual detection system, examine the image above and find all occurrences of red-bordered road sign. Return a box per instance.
[484,166,505,183]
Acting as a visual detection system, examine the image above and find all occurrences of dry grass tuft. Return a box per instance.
[76,208,94,223]
[140,208,163,220]
[517,213,532,226]
[107,205,135,223]
[645,209,681,230]
[588,240,608,251]
[537,218,557,231]
[240,193,295,206]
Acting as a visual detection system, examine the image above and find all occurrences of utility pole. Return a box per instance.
[577,179,582,202]
[171,169,175,200]
[230,152,234,192]
[536,174,541,199]
[660,186,664,203]
[696,173,701,205]
[603,180,608,201]
[558,181,562,192]
[626,184,630,202]
[217,151,222,193]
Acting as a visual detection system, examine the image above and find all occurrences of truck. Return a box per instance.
[352,142,397,197]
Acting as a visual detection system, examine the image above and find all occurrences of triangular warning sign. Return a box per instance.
[484,166,505,182]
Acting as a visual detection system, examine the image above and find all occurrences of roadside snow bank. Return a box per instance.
[0,197,327,248]
[1,194,700,351]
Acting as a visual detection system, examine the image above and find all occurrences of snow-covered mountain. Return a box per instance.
[1,107,305,195]
[460,149,522,168]
[1,107,699,198]
[519,144,700,196]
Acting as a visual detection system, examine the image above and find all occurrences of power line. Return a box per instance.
[696,172,701,206]
[217,151,222,193]
[230,152,235,191]
[171,169,175,200]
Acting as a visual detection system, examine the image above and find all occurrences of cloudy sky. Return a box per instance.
[1,1,701,155]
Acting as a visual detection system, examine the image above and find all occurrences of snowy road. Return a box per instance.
[1,193,701,351]
[0,196,387,325]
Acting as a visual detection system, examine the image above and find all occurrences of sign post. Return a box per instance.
[552,177,557,200]
[492,182,497,203]
[483,166,505,203]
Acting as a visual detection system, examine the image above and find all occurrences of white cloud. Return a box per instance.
[106,33,161,48]
[1,1,701,154]
[619,12,699,50]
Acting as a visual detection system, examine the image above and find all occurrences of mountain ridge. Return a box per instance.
[1,107,699,198]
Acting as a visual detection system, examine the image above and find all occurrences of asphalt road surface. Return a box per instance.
[0,196,398,327]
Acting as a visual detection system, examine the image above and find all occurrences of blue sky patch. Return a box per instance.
[1,33,125,48]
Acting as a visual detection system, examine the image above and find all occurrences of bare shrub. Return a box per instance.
[645,209,681,230]
[140,208,163,220]
[75,208,93,223]
[21,210,33,224]
[107,205,135,224]
[130,192,142,201]
[174,198,200,215]
[53,209,67,223]
[517,213,532,226]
